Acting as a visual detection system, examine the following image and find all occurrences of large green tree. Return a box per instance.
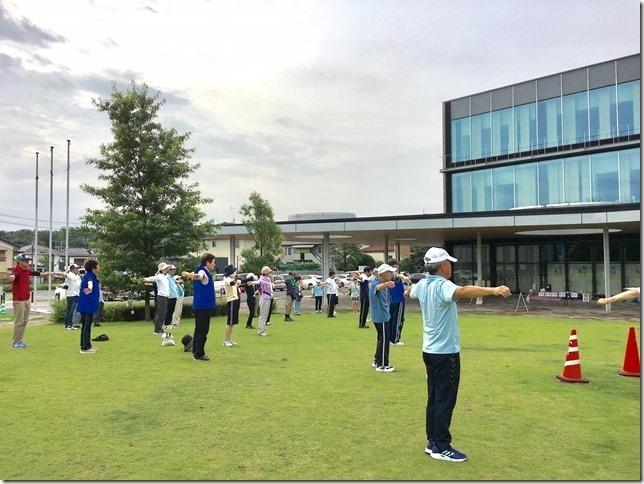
[399,245,430,272]
[82,82,217,318]
[239,192,283,274]
[331,243,376,271]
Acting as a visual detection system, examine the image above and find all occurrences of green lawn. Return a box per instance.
[0,310,640,480]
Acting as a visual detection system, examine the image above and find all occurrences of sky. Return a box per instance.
[0,0,639,232]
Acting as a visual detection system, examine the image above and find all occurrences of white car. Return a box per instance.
[54,284,67,300]
[213,273,227,296]
[300,275,320,289]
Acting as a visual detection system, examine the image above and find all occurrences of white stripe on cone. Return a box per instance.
[564,359,581,366]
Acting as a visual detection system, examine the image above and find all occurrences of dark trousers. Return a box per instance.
[314,296,322,311]
[327,294,337,316]
[373,321,390,367]
[65,296,78,327]
[423,352,460,451]
[165,298,177,326]
[358,297,370,327]
[154,296,168,332]
[193,308,212,357]
[80,312,93,350]
[246,295,256,326]
[226,298,240,324]
[266,298,274,323]
[388,301,405,342]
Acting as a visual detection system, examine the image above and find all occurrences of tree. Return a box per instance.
[239,192,283,274]
[82,82,217,319]
[399,245,430,272]
[0,227,94,249]
[331,243,376,271]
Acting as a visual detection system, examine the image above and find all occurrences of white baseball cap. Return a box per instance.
[423,247,457,264]
[376,263,396,275]
[157,262,170,272]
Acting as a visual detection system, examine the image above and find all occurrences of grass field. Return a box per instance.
[0,310,640,480]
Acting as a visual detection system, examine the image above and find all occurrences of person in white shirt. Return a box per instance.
[63,264,81,330]
[321,270,339,318]
[223,264,241,347]
[144,262,171,335]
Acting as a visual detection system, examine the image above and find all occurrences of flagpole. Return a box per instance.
[65,139,70,269]
[48,146,53,308]
[34,152,39,309]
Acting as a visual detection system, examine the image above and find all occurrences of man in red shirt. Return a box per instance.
[9,253,54,349]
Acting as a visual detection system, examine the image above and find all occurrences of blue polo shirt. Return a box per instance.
[410,274,460,354]
[389,276,405,303]
[368,276,390,323]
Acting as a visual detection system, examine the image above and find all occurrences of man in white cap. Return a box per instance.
[368,263,397,372]
[409,247,510,462]
[144,262,171,335]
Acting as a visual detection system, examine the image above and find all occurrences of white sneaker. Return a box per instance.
[80,349,97,354]
[371,361,377,368]
[376,365,395,373]
[258,331,268,337]
[392,341,406,346]
[223,340,234,347]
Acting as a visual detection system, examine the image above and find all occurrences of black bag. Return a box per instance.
[92,333,109,342]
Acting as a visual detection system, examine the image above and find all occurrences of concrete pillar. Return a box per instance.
[395,241,401,262]
[322,233,330,277]
[603,227,611,312]
[229,235,236,268]
[476,232,483,305]
[384,234,389,263]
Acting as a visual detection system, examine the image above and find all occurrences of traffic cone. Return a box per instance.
[555,329,589,383]
[618,327,640,377]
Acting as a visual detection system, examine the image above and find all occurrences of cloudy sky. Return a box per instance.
[0,0,639,232]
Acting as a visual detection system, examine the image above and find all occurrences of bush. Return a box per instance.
[50,296,228,323]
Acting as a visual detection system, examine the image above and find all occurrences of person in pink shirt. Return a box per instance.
[257,266,274,336]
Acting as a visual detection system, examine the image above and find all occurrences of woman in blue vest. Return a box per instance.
[182,253,216,361]
[77,259,100,354]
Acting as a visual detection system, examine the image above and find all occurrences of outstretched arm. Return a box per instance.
[454,285,511,299]
[598,288,640,305]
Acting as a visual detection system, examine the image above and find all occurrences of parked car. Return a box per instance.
[273,275,286,291]
[213,273,226,296]
[410,273,426,284]
[54,284,67,300]
[300,275,320,289]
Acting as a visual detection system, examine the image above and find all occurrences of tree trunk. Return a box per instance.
[144,291,151,321]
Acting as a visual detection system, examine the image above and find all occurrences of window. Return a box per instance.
[211,240,217,248]
[538,159,563,205]
[471,112,491,159]
[491,107,513,156]
[619,148,640,203]
[514,103,536,152]
[234,239,240,249]
[563,155,591,203]
[471,169,492,212]
[492,166,514,210]
[451,117,470,163]
[589,85,617,141]
[562,91,589,145]
[515,163,538,207]
[452,172,472,213]
[617,80,640,136]
[537,97,562,149]
[0,250,5,262]
[591,151,619,202]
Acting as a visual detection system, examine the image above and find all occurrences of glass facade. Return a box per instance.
[450,80,639,164]
[451,147,640,212]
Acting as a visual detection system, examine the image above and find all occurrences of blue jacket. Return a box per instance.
[77,271,100,314]
[368,276,391,323]
[389,277,405,303]
[192,264,216,310]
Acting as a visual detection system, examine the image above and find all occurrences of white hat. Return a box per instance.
[246,272,258,280]
[157,262,170,272]
[423,247,457,264]
[260,266,272,275]
[376,263,396,275]
[168,264,176,270]
[174,275,183,282]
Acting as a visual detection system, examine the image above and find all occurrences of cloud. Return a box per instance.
[0,3,65,46]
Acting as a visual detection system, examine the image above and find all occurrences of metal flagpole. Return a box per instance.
[65,139,70,269]
[34,152,39,309]
[48,146,53,308]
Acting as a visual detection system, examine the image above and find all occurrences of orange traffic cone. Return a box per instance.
[556,329,589,383]
[618,327,640,377]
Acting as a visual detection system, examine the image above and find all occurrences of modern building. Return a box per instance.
[206,54,640,307]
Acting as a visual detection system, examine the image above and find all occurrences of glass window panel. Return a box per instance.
[471,113,491,160]
[451,117,471,163]
[514,103,537,152]
[591,151,619,202]
[563,155,591,203]
[568,242,591,262]
[562,91,589,145]
[538,159,563,205]
[589,85,617,141]
[545,262,565,291]
[491,107,513,156]
[471,169,492,211]
[515,163,538,207]
[596,264,623,295]
[451,172,472,213]
[496,245,515,263]
[624,239,641,262]
[496,264,517,290]
[518,245,539,262]
[452,245,473,264]
[568,263,593,293]
[492,166,514,210]
[537,97,562,149]
[617,80,640,136]
[619,148,640,203]
[518,263,540,292]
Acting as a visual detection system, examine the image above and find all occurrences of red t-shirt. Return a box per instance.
[12,265,33,302]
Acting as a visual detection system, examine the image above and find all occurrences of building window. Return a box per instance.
[211,240,217,248]
[514,102,537,153]
[538,159,563,205]
[471,112,492,160]
[492,166,514,210]
[563,155,591,203]
[562,91,589,145]
[234,239,240,249]
[617,80,640,136]
[537,97,562,149]
[591,151,619,202]
[452,172,472,213]
[471,170,492,211]
[589,85,617,141]
[619,148,640,203]
[451,117,471,163]
[491,107,513,156]
[515,163,538,208]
